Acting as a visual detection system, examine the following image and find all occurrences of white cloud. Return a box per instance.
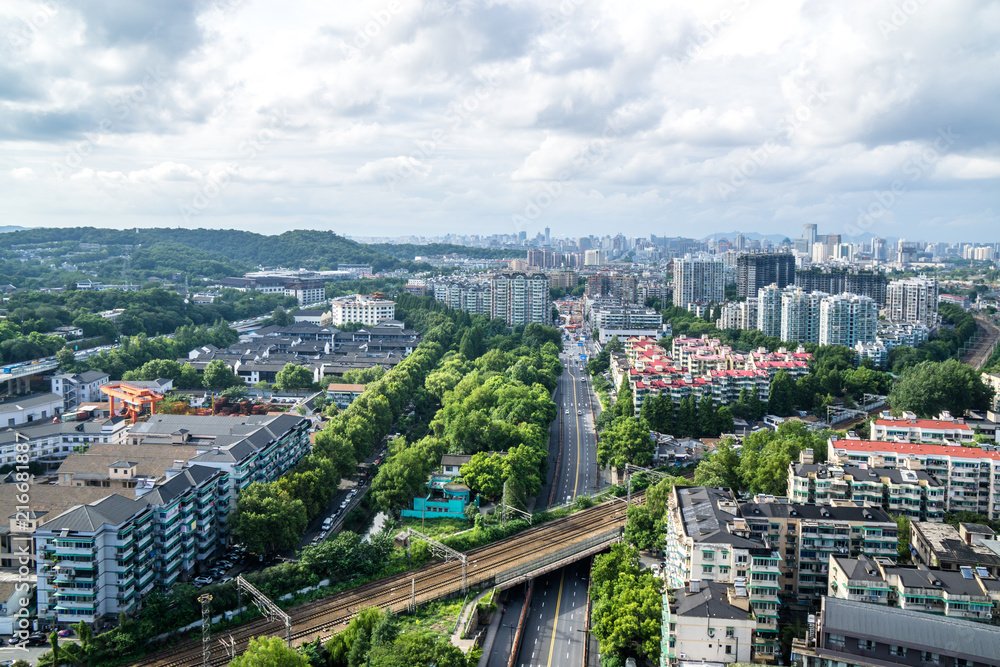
[0,0,997,240]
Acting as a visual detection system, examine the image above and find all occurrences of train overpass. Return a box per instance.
[134,493,637,667]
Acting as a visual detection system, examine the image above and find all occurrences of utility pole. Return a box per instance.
[198,594,212,667]
[407,527,468,593]
[235,575,292,645]
[498,479,532,528]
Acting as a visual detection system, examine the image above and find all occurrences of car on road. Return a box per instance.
[578,410,583,415]
[220,576,234,585]
[565,409,569,414]
[322,517,333,530]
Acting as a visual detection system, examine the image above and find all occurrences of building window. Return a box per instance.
[890,646,907,657]
[725,645,732,655]
[920,653,940,664]
[726,627,734,638]
[827,634,845,649]
[858,639,875,651]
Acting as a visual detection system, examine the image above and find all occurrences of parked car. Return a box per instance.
[194,576,213,586]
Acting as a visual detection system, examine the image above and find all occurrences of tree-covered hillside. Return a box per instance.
[1,228,432,285]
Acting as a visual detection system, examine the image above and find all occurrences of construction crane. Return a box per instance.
[100,382,165,423]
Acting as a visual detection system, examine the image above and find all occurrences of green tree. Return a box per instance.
[889,358,994,417]
[623,504,662,551]
[715,405,734,435]
[693,438,742,491]
[590,544,662,664]
[220,384,249,401]
[229,636,309,667]
[366,633,467,667]
[676,396,697,437]
[616,375,633,418]
[275,363,314,391]
[597,416,653,469]
[230,482,308,555]
[895,514,912,564]
[697,393,716,437]
[56,346,77,372]
[768,369,795,417]
[203,359,243,389]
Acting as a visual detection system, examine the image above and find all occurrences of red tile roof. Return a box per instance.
[831,439,1000,460]
[873,418,971,431]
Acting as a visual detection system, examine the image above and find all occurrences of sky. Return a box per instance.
[2,0,999,242]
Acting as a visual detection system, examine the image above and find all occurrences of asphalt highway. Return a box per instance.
[515,560,591,667]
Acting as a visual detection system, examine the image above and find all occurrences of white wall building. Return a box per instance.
[780,289,825,345]
[673,254,724,309]
[887,278,938,328]
[819,293,877,347]
[0,393,64,428]
[329,294,396,326]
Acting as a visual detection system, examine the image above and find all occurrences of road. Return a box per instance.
[515,560,591,667]
[538,345,601,509]
[486,584,529,667]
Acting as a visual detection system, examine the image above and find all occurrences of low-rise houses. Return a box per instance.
[828,554,1000,622]
[0,393,64,428]
[791,596,1000,667]
[661,580,755,665]
[50,371,110,410]
[910,522,1000,577]
[788,450,945,521]
[827,436,1000,520]
[870,411,974,444]
[623,335,812,416]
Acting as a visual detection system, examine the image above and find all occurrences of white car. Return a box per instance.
[194,576,213,586]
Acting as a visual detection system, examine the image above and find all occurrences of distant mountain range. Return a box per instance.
[0,226,27,234]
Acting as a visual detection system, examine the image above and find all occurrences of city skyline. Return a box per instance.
[2,1,999,242]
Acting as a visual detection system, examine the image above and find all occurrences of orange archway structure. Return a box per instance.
[100,382,165,423]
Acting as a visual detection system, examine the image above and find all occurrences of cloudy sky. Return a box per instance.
[2,0,998,242]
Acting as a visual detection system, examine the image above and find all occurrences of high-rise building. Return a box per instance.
[489,272,550,326]
[717,298,758,330]
[871,236,887,261]
[584,249,606,266]
[757,284,784,337]
[672,254,724,308]
[795,267,889,306]
[781,288,825,344]
[819,293,877,347]
[887,278,938,328]
[802,223,817,252]
[736,251,795,299]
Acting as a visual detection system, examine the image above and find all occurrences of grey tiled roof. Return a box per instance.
[822,597,1000,662]
[39,494,147,533]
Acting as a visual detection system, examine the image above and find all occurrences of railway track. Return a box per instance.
[962,316,999,370]
[134,493,640,667]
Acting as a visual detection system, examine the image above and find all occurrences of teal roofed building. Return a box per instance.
[402,455,475,520]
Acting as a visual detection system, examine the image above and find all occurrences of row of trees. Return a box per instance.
[590,543,663,666]
[231,327,449,554]
[371,319,563,513]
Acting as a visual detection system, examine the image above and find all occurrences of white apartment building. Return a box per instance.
[0,418,129,468]
[827,436,1000,520]
[489,272,549,326]
[717,298,758,331]
[672,254,724,308]
[50,371,110,410]
[887,277,938,328]
[870,412,974,444]
[818,293,877,347]
[757,285,783,337]
[780,289,825,345]
[284,281,326,305]
[329,294,396,326]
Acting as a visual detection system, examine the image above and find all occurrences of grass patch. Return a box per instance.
[398,516,472,539]
[397,594,471,639]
